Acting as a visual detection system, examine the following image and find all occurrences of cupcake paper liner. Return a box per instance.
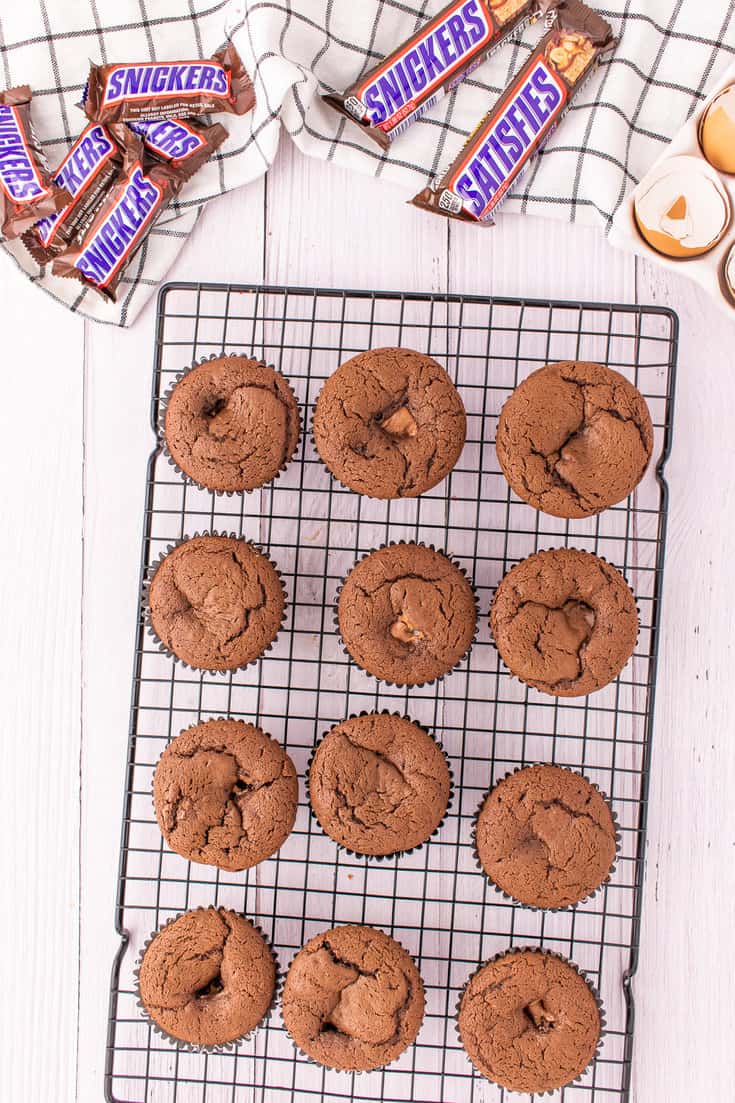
[159,352,302,497]
[280,923,427,1075]
[488,546,642,698]
[455,945,607,1096]
[471,763,621,913]
[142,530,288,677]
[333,540,480,690]
[304,709,455,862]
[134,906,282,1055]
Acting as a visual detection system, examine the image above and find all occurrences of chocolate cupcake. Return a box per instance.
[309,712,451,857]
[490,548,638,697]
[281,924,424,1071]
[496,361,654,518]
[138,907,276,1048]
[457,949,601,1093]
[338,543,477,686]
[163,355,300,493]
[147,534,285,672]
[475,764,617,909]
[313,347,466,498]
[153,718,298,871]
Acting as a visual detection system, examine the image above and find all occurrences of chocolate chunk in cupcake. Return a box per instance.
[458,949,601,1093]
[309,712,450,856]
[490,548,638,697]
[496,361,653,518]
[138,907,276,1047]
[313,347,466,498]
[338,543,476,686]
[164,355,300,492]
[476,764,617,908]
[281,924,424,1071]
[148,535,284,671]
[153,718,298,871]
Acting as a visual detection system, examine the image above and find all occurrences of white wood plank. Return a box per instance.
[76,178,267,1103]
[0,256,84,1103]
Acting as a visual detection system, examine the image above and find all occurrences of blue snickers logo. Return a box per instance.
[76,164,162,287]
[0,104,45,202]
[129,119,204,161]
[36,124,115,246]
[103,63,229,104]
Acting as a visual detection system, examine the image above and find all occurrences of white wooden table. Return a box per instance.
[1,142,734,1103]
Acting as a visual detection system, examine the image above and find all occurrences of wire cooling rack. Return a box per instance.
[105,283,678,1103]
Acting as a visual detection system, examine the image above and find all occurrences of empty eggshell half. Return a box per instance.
[699,85,735,174]
[723,242,735,304]
[634,155,731,260]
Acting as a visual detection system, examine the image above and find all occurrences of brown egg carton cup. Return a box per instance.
[610,58,735,317]
[470,762,621,913]
[304,708,455,862]
[148,715,299,871]
[280,923,427,1076]
[134,906,282,1055]
[488,546,641,699]
[158,352,302,497]
[455,945,607,1096]
[141,530,288,677]
[333,540,480,690]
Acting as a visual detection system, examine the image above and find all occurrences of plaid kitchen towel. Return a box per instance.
[1,2,734,326]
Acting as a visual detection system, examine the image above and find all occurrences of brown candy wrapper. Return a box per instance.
[52,130,183,302]
[412,0,616,224]
[127,117,228,178]
[0,86,71,240]
[82,42,255,124]
[323,0,560,150]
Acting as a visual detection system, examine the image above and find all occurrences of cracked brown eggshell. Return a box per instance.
[147,535,285,672]
[309,713,451,856]
[496,361,653,519]
[163,355,301,493]
[281,924,424,1071]
[153,718,298,871]
[475,764,617,908]
[337,543,477,686]
[313,347,466,499]
[138,907,276,1048]
[457,949,601,1093]
[490,548,638,697]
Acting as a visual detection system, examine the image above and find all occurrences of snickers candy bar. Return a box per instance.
[0,86,71,240]
[53,133,182,302]
[128,117,228,179]
[323,0,559,150]
[83,42,254,124]
[412,0,615,223]
[22,122,123,265]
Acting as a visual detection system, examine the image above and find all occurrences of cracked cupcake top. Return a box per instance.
[309,713,450,856]
[476,764,617,908]
[138,907,276,1047]
[148,535,285,671]
[281,924,424,1071]
[458,949,600,1093]
[153,718,298,871]
[164,356,301,493]
[338,543,477,686]
[496,361,653,518]
[490,548,638,697]
[313,347,466,498]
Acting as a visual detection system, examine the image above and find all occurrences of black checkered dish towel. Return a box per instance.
[1,2,734,326]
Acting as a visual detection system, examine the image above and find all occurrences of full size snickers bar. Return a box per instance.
[323,0,559,149]
[83,43,254,124]
[53,132,183,301]
[412,0,615,223]
[0,86,71,240]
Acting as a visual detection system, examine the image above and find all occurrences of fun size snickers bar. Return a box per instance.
[83,42,254,124]
[412,0,615,223]
[0,86,71,239]
[53,132,183,301]
[128,117,228,178]
[23,122,123,264]
[323,0,559,149]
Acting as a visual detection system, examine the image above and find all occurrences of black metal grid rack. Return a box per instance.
[105,283,678,1103]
